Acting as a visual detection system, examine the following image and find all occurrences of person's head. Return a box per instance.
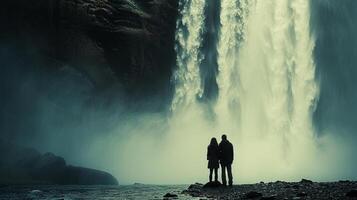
[210,137,218,146]
[221,134,227,141]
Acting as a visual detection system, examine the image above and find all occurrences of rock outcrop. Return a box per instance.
[203,181,222,188]
[0,141,118,185]
[0,0,179,94]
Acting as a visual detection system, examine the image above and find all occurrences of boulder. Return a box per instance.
[203,181,222,188]
[183,183,203,197]
[189,183,203,189]
[300,179,313,184]
[163,193,178,198]
[188,183,203,191]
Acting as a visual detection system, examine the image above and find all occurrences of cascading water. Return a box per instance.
[216,0,318,144]
[171,0,206,112]
[215,0,251,133]
[172,0,319,182]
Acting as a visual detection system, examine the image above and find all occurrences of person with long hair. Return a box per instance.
[207,137,219,182]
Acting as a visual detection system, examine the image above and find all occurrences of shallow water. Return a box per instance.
[0,185,198,200]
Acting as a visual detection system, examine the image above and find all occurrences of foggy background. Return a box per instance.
[1,0,357,184]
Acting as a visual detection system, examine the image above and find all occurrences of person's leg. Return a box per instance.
[209,168,213,182]
[214,168,218,182]
[227,164,233,186]
[221,165,227,186]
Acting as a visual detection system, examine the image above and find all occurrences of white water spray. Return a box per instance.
[216,0,318,136]
[171,0,206,112]
[216,0,251,133]
[216,0,319,181]
[171,0,320,182]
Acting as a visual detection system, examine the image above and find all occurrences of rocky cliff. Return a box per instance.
[0,141,118,185]
[0,0,178,94]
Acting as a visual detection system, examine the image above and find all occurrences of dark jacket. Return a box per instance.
[207,145,219,169]
[219,140,234,165]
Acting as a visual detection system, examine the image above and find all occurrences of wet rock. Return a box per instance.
[183,183,204,197]
[30,190,42,194]
[190,192,202,197]
[275,180,287,184]
[188,183,203,192]
[203,181,222,188]
[346,189,357,197]
[261,195,276,200]
[296,192,307,197]
[339,180,351,183]
[163,193,178,198]
[244,191,262,199]
[189,183,203,189]
[300,179,313,184]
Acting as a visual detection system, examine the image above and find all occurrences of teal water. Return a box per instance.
[0,185,199,200]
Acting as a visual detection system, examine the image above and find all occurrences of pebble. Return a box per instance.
[30,190,42,194]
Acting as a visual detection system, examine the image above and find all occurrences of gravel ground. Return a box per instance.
[182,180,357,200]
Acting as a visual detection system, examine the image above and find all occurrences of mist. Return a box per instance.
[1,0,357,185]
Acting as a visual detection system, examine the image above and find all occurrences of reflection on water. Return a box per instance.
[0,185,199,200]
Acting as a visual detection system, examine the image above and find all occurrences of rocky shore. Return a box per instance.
[183,180,357,200]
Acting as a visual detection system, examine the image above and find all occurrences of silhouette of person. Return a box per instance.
[207,137,219,182]
[219,134,234,186]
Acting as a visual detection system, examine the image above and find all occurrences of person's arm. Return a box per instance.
[230,144,234,163]
[232,146,234,162]
[207,147,210,160]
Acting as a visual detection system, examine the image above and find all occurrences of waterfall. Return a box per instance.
[171,0,207,112]
[171,0,319,180]
[172,0,317,136]
[215,0,251,132]
[215,0,318,143]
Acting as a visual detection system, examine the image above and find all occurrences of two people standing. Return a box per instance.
[207,134,234,186]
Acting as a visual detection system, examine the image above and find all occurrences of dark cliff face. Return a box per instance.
[0,141,118,185]
[0,0,179,96]
[0,0,179,147]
